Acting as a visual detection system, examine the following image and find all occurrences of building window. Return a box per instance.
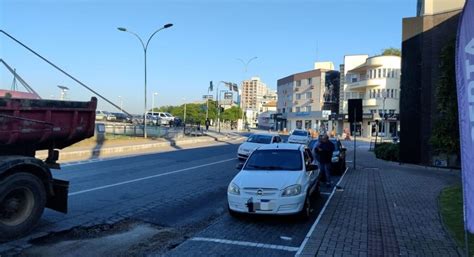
[296,80,301,87]
[390,89,394,98]
[296,94,301,100]
[282,108,286,113]
[306,92,312,99]
[305,106,312,112]
[296,107,301,112]
[305,120,312,129]
[377,89,381,98]
[351,77,357,83]
[289,108,292,113]
[308,78,312,85]
[392,69,395,78]
[383,68,387,77]
[378,69,381,78]
[389,109,395,115]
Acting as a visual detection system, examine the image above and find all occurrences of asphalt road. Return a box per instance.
[0,134,368,257]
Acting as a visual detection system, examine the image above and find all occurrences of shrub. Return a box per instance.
[375,143,399,161]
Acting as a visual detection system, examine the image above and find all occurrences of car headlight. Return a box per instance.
[281,184,302,197]
[228,183,240,195]
[332,156,340,162]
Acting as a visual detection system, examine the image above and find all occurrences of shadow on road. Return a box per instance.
[90,136,105,159]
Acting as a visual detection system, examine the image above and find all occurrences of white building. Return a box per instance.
[337,55,401,138]
[241,77,275,127]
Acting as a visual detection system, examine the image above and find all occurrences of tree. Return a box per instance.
[381,47,401,56]
[429,40,460,156]
[221,106,242,122]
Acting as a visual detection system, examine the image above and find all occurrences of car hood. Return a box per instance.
[232,170,304,190]
[239,142,266,151]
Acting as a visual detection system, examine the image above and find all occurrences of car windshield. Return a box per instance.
[244,150,302,171]
[246,135,273,144]
[165,113,173,117]
[292,130,308,136]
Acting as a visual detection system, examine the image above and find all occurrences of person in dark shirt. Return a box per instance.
[316,135,335,186]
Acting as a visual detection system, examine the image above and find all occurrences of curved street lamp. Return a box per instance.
[236,56,258,73]
[117,23,173,138]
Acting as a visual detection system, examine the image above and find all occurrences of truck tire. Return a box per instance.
[0,172,46,241]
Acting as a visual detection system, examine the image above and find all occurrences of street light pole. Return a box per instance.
[152,92,158,114]
[118,23,173,138]
[182,98,187,124]
[382,91,387,139]
[236,57,258,131]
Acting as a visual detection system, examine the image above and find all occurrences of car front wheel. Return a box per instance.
[298,195,312,220]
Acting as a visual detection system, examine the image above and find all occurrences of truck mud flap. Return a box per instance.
[45,179,69,213]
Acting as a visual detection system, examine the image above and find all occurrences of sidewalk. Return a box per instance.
[298,148,462,256]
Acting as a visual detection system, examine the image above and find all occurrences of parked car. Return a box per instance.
[228,143,320,219]
[102,111,116,121]
[112,112,132,123]
[132,114,144,125]
[95,110,107,121]
[288,129,311,145]
[237,133,282,160]
[308,137,347,175]
[160,112,175,126]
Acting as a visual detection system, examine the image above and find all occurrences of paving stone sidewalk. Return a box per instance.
[299,149,462,257]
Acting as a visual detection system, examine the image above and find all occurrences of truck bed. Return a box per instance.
[0,97,97,156]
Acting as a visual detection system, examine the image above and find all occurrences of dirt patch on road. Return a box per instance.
[18,220,184,257]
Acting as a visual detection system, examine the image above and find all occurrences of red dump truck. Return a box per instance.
[0,96,97,241]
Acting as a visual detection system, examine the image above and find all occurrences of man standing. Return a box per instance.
[205,118,210,131]
[316,135,335,186]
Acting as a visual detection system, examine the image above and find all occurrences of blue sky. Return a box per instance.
[0,0,415,113]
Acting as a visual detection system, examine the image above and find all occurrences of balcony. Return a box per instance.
[363,99,377,106]
[348,78,384,89]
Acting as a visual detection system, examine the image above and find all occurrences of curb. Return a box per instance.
[36,135,244,161]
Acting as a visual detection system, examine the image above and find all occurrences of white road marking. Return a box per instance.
[68,158,236,196]
[295,166,350,257]
[191,237,299,252]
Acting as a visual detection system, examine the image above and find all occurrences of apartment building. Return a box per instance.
[337,55,401,138]
[276,67,340,132]
[241,77,274,127]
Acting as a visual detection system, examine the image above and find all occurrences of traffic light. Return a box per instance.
[209,81,213,92]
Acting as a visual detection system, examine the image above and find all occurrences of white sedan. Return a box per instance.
[287,129,311,145]
[237,134,282,160]
[228,143,320,219]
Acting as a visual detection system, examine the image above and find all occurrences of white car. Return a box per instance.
[228,143,320,219]
[288,129,311,145]
[237,134,282,160]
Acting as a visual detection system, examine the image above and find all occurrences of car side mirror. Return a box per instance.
[236,163,244,170]
[307,164,318,171]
